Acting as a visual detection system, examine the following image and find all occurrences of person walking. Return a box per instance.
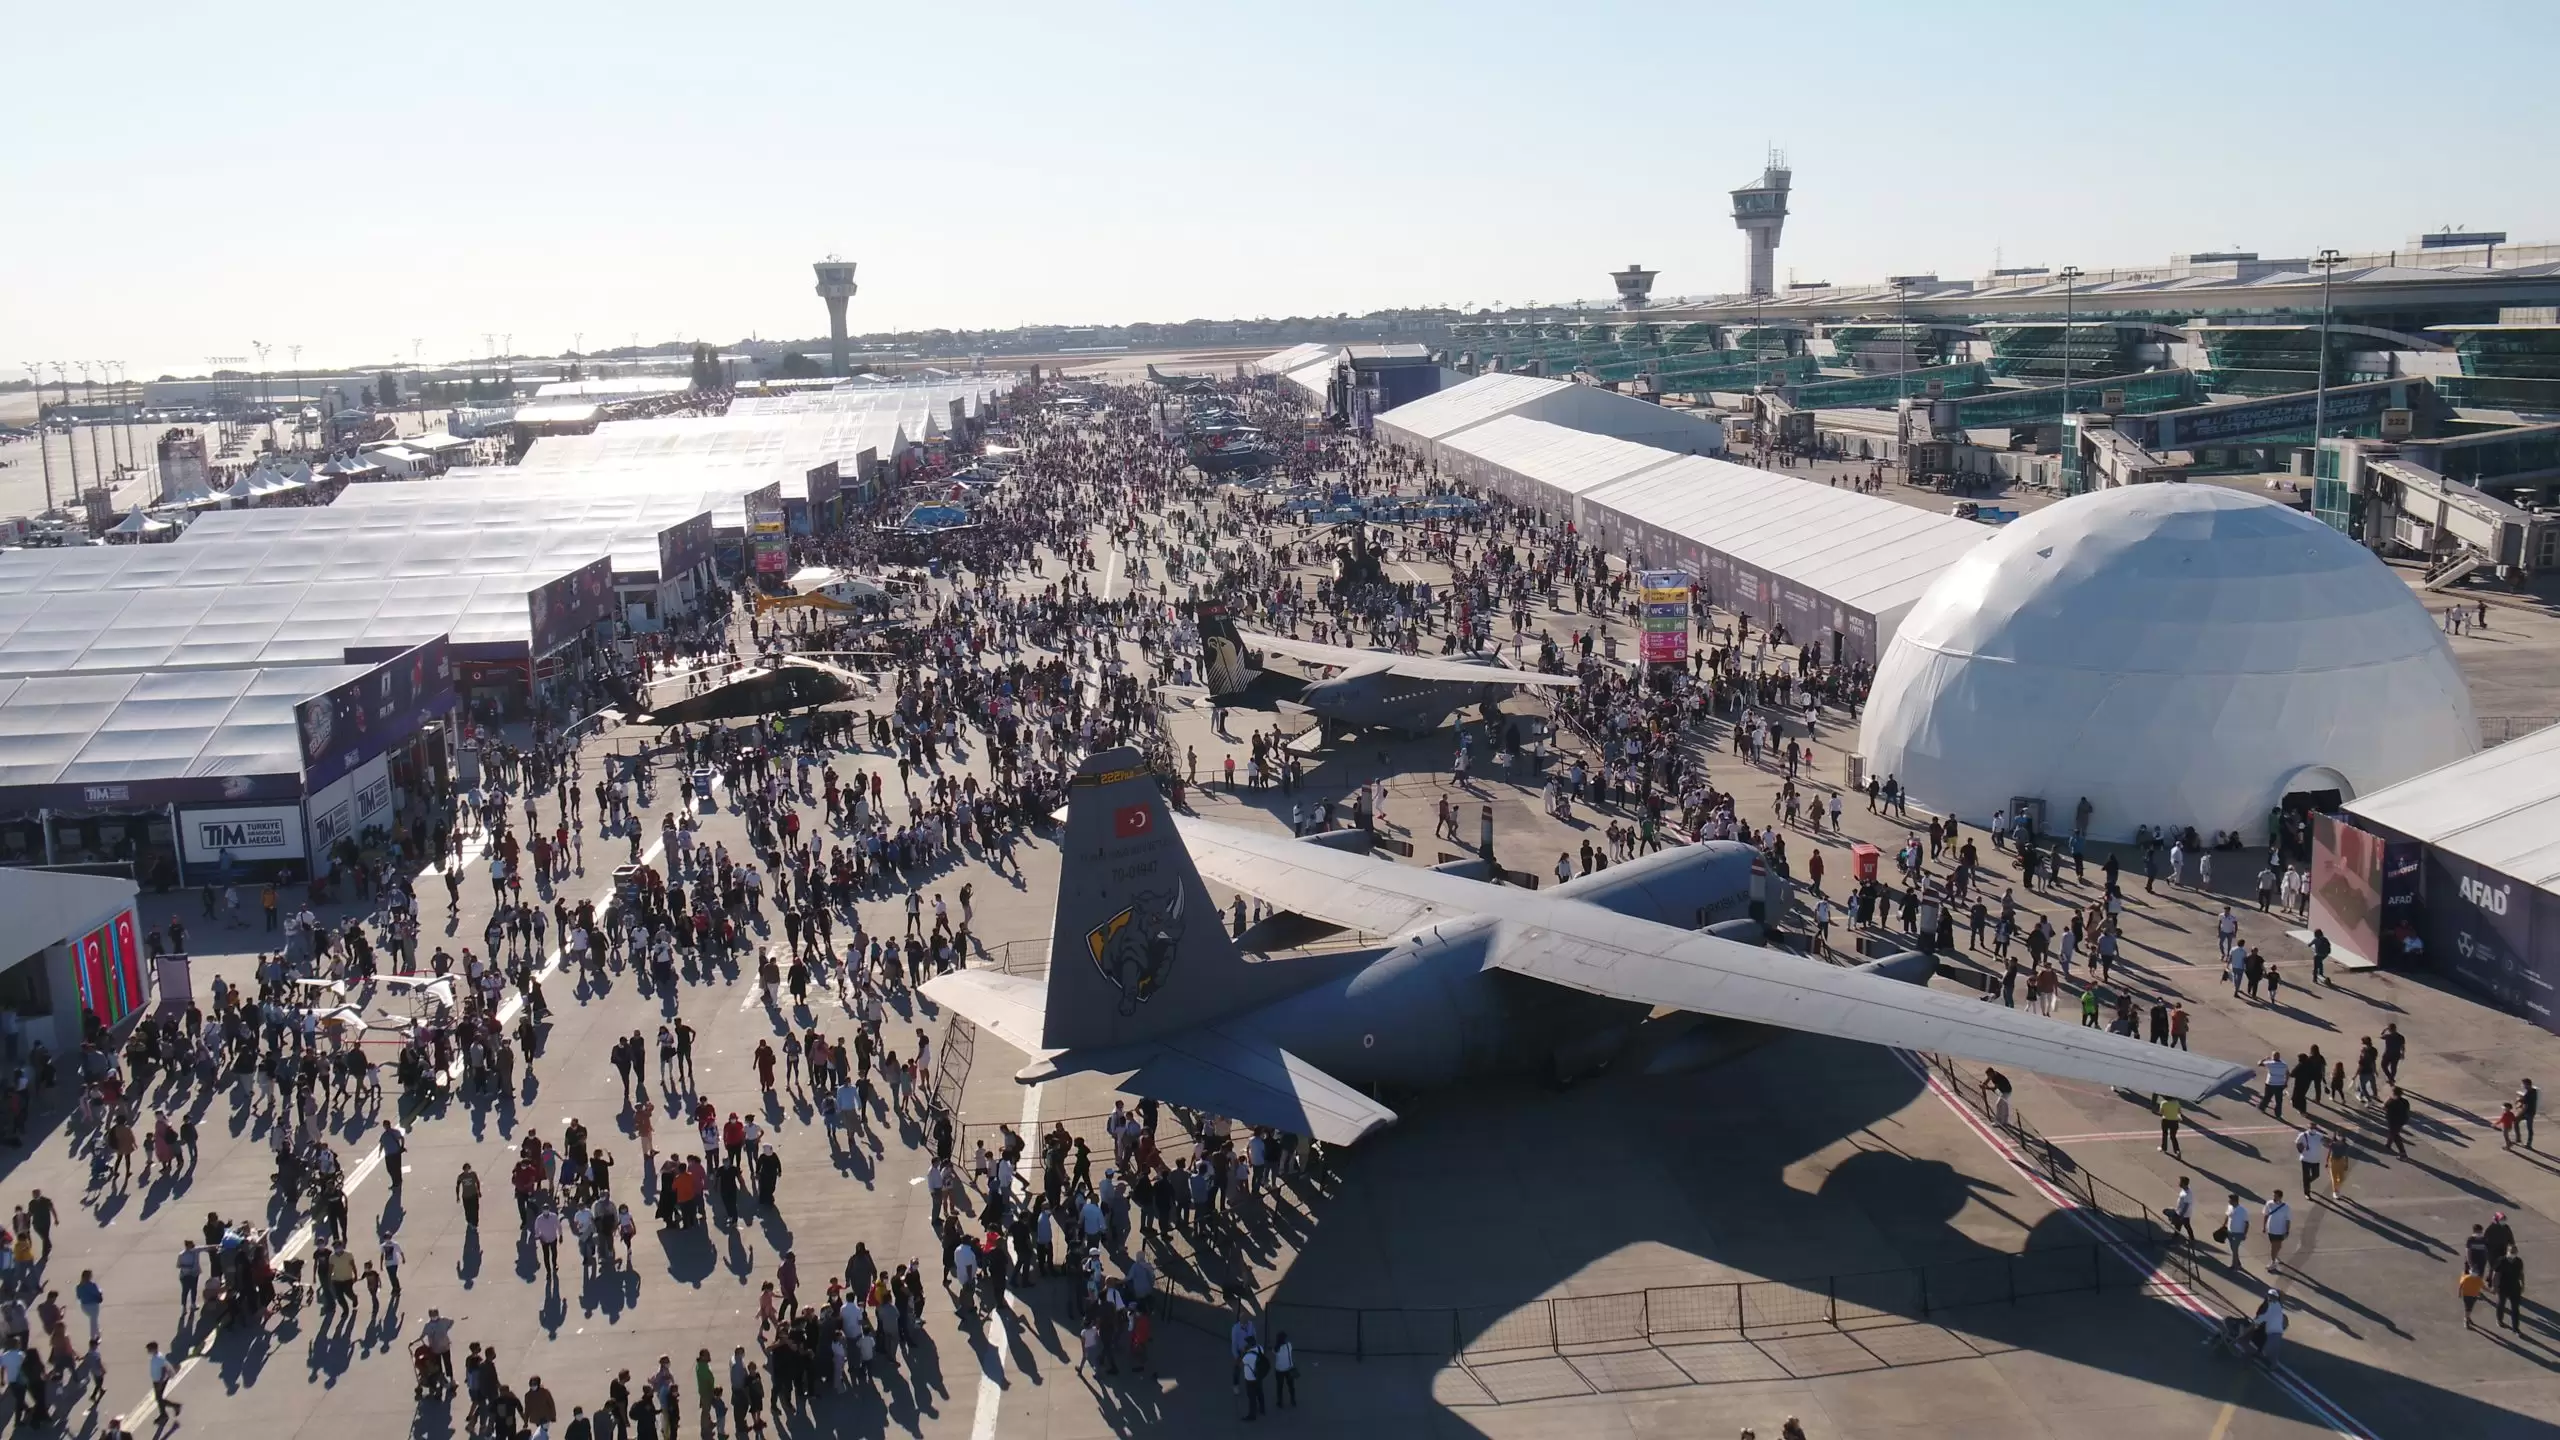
[2295,1124,2327,1195]
[2384,1087,2413,1157]
[2264,1191,2293,1269]
[75,1271,102,1347]
[2324,1128,2353,1201]
[2518,1078,2539,1150]
[2167,1178,2196,1242]
[2157,1095,2183,1156]
[1239,1340,1266,1420]
[2221,1193,2251,1270]
[1271,1332,1296,1408]
[2494,1248,2526,1332]
[145,1340,181,1421]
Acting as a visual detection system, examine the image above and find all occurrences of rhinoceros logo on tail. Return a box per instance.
[1086,885,1185,1015]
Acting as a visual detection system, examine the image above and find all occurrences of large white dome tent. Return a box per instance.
[1857,484,2477,844]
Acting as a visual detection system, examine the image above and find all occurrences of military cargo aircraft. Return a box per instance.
[923,748,2252,1144]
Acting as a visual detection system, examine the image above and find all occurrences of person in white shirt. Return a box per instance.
[2264,1191,2293,1268]
[2222,1194,2251,1269]
[2169,1178,2195,1242]
[1272,1333,1297,1408]
[2252,1289,2288,1360]
[2294,1126,2327,1194]
[147,1340,182,1418]
[2259,1053,2288,1114]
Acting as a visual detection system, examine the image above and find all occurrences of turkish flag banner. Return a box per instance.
[1114,804,1153,838]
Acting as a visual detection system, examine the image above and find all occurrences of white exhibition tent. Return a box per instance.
[1433,415,1687,518]
[0,663,368,793]
[1373,371,1726,471]
[1252,343,1336,376]
[179,500,714,584]
[0,530,619,593]
[104,511,178,540]
[1573,453,1988,662]
[2345,722,2560,892]
[1859,485,2479,844]
[1280,354,1337,404]
[0,571,584,675]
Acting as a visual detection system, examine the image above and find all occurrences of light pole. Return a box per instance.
[24,363,54,511]
[2057,266,2083,422]
[1894,278,1912,407]
[2311,248,2345,446]
[250,340,273,450]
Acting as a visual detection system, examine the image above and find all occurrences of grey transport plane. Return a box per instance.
[1211,623,1579,734]
[922,748,2253,1145]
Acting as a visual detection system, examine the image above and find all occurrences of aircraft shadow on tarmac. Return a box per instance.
[1134,1031,2560,1437]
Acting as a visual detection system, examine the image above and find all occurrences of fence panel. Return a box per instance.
[1643,1284,1741,1336]
[1552,1291,1648,1347]
[1265,1302,1361,1356]
[1360,1307,1460,1358]
[1922,1255,2011,1313]
[1739,1279,1831,1331]
[1830,1266,1926,1325]
[1459,1302,1554,1356]
[2012,1244,2097,1300]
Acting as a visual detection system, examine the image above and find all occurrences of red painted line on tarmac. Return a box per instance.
[1897,1052,2376,1440]
[2040,1125,2296,1144]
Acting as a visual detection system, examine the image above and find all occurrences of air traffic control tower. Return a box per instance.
[1730,154,1791,298]
[813,258,859,377]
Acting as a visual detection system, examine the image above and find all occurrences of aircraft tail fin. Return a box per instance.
[1194,600,1253,698]
[1043,747,1307,1050]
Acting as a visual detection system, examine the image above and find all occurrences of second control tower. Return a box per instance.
[813,258,859,377]
[1729,153,1791,298]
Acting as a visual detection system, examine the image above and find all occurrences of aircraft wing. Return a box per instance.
[1479,920,2252,1100]
[1374,655,1579,688]
[1241,631,1576,688]
[1169,815,2250,1100]
[1120,1028,1398,1146]
[1174,814,1485,936]
[919,969,1053,1059]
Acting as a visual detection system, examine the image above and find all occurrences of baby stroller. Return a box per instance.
[412,1340,451,1398]
[271,1256,307,1317]
[2204,1314,2270,1366]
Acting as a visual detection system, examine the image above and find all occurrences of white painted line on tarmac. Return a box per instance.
[129,826,665,1431]
[1899,1052,2376,1439]
[968,1078,1044,1440]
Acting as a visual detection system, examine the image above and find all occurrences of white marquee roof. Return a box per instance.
[1373,373,1568,443]
[178,500,710,580]
[0,663,368,791]
[1576,455,1988,618]
[0,574,561,676]
[1252,343,1336,376]
[0,533,614,595]
[2346,722,2560,890]
[1435,415,1687,501]
[363,469,782,530]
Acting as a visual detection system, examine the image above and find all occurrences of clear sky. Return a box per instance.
[8,0,2559,378]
